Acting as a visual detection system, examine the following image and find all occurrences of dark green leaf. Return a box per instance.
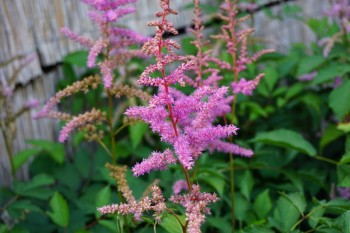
[329,79,350,120]
[296,56,325,77]
[343,211,350,233]
[320,124,344,151]
[13,148,41,171]
[269,196,300,232]
[252,129,317,156]
[312,64,350,85]
[240,170,254,200]
[95,186,111,218]
[337,165,350,187]
[281,192,306,215]
[27,140,65,164]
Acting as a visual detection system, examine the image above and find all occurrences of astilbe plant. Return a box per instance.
[36,0,273,232]
[97,0,273,232]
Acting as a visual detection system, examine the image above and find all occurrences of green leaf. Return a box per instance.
[240,170,254,200]
[253,189,272,219]
[320,124,344,151]
[337,164,350,187]
[281,192,306,215]
[244,226,275,233]
[206,217,231,232]
[197,168,225,196]
[27,140,65,164]
[129,122,148,148]
[47,192,69,228]
[308,205,325,229]
[340,153,350,164]
[285,83,304,100]
[269,195,300,232]
[13,148,41,171]
[263,66,279,92]
[252,129,317,156]
[160,214,185,233]
[99,219,118,232]
[338,122,350,133]
[312,64,350,85]
[329,79,350,120]
[63,50,88,67]
[95,186,111,218]
[13,174,55,196]
[343,211,350,233]
[296,55,325,77]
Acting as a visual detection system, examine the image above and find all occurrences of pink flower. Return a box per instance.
[87,39,106,68]
[25,99,40,108]
[170,185,219,233]
[132,149,177,176]
[172,180,188,194]
[298,71,317,81]
[231,74,264,95]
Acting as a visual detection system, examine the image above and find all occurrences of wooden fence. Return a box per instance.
[0,0,330,185]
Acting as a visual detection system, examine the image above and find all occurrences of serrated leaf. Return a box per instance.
[240,170,254,200]
[13,148,41,171]
[312,64,350,85]
[263,66,279,92]
[197,168,225,196]
[320,124,344,151]
[337,164,350,187]
[95,186,111,218]
[14,174,55,194]
[27,140,65,164]
[296,56,325,77]
[269,196,300,232]
[129,122,148,148]
[343,211,350,233]
[308,205,325,228]
[47,192,69,228]
[281,192,306,215]
[252,129,317,156]
[160,214,185,233]
[329,79,350,121]
[253,189,272,219]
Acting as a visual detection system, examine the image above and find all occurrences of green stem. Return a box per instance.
[107,92,116,164]
[315,156,339,165]
[165,207,186,231]
[96,138,113,159]
[290,205,324,231]
[114,123,129,136]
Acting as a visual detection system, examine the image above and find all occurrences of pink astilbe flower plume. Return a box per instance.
[231,73,264,95]
[58,108,106,142]
[61,0,146,89]
[98,185,167,222]
[132,149,177,176]
[170,185,219,233]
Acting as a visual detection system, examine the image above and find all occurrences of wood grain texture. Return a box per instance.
[0,0,332,185]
